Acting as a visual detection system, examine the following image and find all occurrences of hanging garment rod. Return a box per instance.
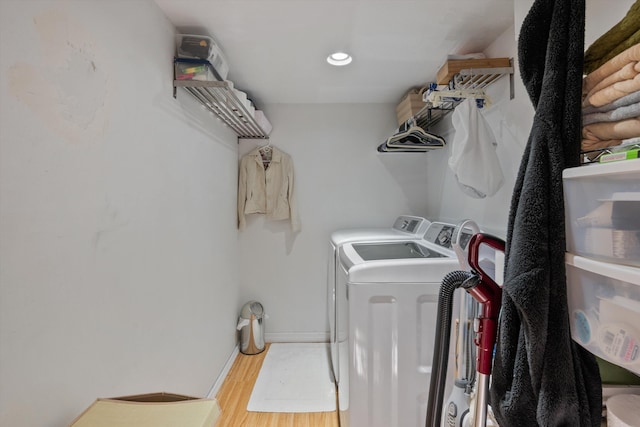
[424,89,491,109]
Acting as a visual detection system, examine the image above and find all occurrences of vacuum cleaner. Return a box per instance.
[442,291,479,427]
[442,221,481,427]
[426,229,505,427]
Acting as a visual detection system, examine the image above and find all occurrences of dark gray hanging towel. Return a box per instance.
[489,1,602,426]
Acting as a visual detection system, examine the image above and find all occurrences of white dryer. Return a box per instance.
[336,221,476,427]
[327,215,431,384]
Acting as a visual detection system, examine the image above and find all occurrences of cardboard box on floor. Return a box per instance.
[69,392,221,427]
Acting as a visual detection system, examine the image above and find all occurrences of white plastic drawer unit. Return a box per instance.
[563,159,640,267]
[566,254,640,375]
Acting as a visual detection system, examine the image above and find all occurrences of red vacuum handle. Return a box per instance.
[466,233,505,375]
[467,233,505,287]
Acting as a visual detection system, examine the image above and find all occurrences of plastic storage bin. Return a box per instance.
[254,110,272,135]
[176,34,229,80]
[174,59,217,81]
[176,34,214,59]
[563,159,640,267]
[565,253,640,375]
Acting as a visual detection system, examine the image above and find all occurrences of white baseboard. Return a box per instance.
[265,332,330,343]
[207,345,239,399]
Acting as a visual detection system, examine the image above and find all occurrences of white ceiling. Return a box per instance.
[154,0,514,106]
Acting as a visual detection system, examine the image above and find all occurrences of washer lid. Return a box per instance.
[351,241,447,260]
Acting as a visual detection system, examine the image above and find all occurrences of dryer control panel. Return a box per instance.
[392,215,428,233]
[425,222,473,250]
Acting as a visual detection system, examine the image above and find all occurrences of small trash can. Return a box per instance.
[237,301,265,355]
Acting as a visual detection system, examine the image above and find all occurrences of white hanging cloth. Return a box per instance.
[448,98,504,198]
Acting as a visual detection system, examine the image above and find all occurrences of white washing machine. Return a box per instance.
[336,221,475,427]
[328,215,431,384]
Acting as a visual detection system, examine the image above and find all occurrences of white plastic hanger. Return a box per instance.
[258,138,271,153]
[258,139,272,164]
[425,89,491,108]
[385,118,445,148]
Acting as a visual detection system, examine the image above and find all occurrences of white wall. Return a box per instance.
[584,1,636,46]
[0,1,240,426]
[237,103,431,339]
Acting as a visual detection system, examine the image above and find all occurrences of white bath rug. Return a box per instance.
[247,342,336,413]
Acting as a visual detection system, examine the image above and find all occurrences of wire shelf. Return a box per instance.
[173,80,268,139]
[409,62,514,131]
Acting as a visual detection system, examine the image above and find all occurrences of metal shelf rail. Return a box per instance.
[173,80,268,139]
[414,62,514,131]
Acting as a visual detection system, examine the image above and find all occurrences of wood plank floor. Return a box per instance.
[215,343,340,427]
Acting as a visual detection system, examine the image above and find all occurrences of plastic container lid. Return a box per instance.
[240,301,264,319]
[607,394,640,425]
[176,34,214,60]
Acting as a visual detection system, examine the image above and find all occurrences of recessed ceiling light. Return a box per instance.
[327,52,353,66]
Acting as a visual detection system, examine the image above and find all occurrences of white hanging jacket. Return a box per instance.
[449,98,504,198]
[238,146,301,232]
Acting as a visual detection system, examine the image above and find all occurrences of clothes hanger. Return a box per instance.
[258,139,271,154]
[387,118,423,143]
[425,88,491,108]
[386,131,445,148]
[385,118,445,148]
[258,139,272,163]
